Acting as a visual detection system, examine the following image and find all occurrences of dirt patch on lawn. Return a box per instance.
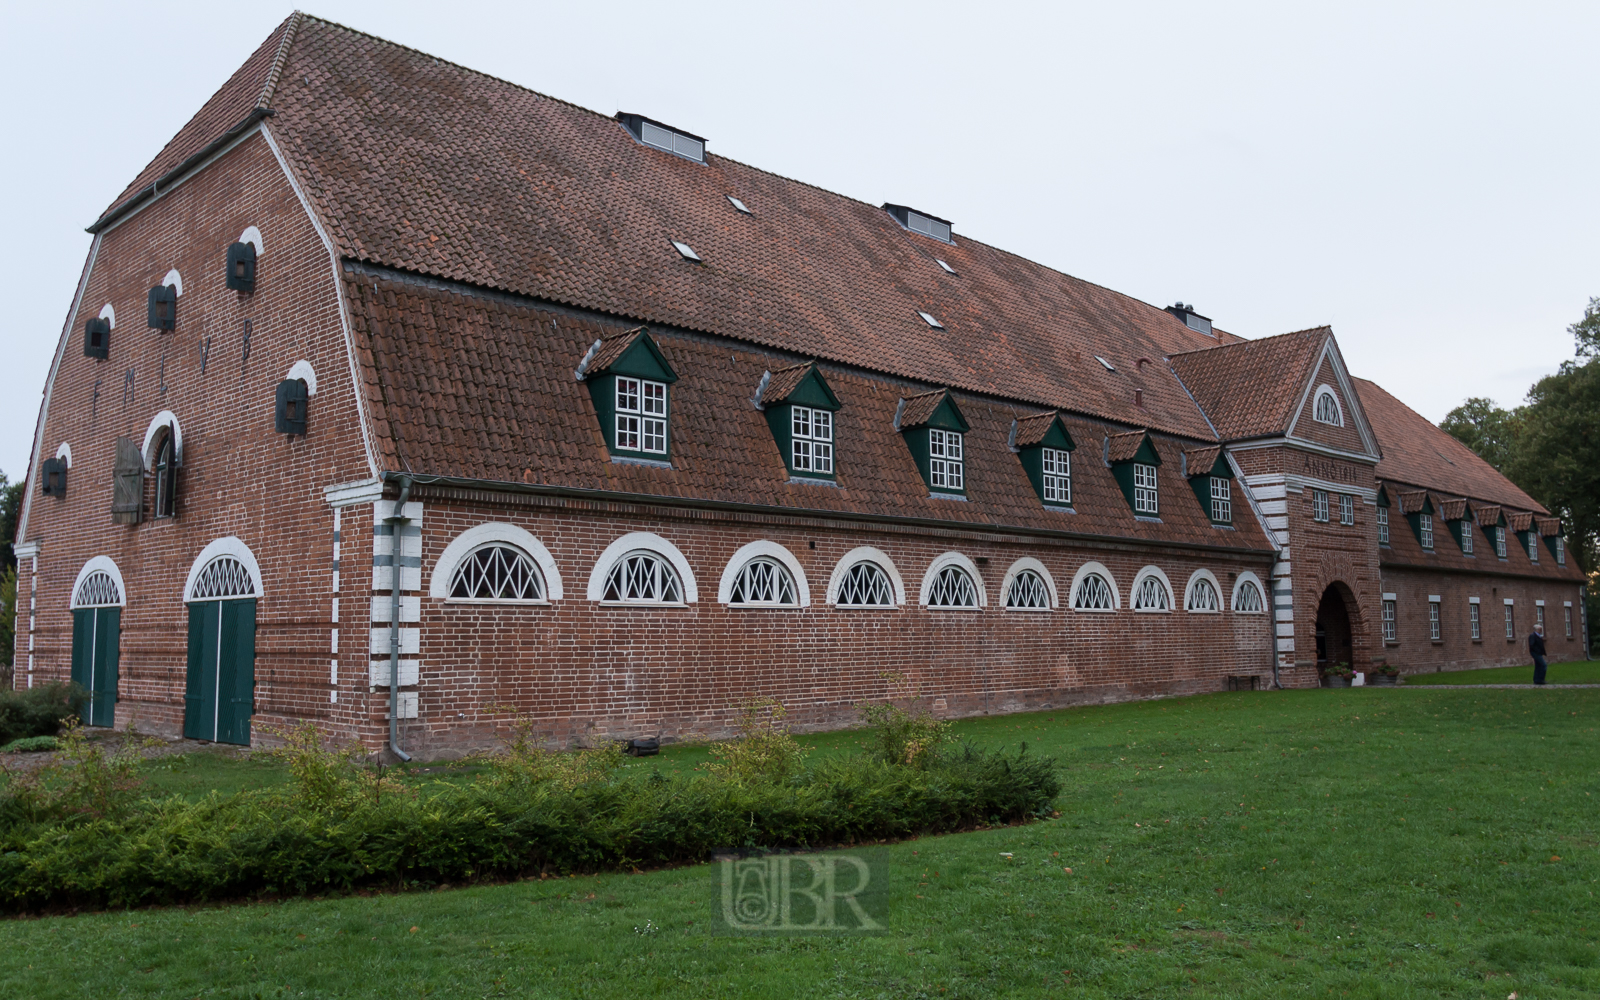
[0,728,251,775]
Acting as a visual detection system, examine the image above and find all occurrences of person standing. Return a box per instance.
[1529,624,1548,685]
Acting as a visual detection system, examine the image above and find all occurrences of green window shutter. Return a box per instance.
[91,608,121,727]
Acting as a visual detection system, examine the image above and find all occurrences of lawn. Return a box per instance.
[1403,658,1600,686]
[3,687,1597,999]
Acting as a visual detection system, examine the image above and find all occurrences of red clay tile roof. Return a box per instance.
[93,14,298,230]
[1169,328,1327,440]
[1354,378,1546,513]
[1474,504,1501,526]
[1011,411,1060,448]
[758,362,816,407]
[581,328,647,378]
[346,269,1274,552]
[1106,430,1150,464]
[1182,446,1222,478]
[1396,490,1430,515]
[1378,483,1579,580]
[896,390,951,430]
[1537,517,1562,536]
[1506,511,1535,533]
[1435,498,1469,522]
[235,16,1243,439]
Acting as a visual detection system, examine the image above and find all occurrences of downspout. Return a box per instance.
[386,475,413,761]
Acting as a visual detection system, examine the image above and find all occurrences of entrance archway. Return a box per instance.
[1316,584,1354,673]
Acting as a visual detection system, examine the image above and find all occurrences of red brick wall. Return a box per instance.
[1293,357,1368,454]
[1379,569,1586,674]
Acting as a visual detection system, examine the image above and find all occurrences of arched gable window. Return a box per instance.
[1184,570,1222,613]
[1232,571,1266,613]
[586,532,697,606]
[1069,561,1119,612]
[1131,566,1173,612]
[828,547,904,608]
[1313,386,1343,426]
[717,540,810,608]
[919,552,985,610]
[1000,557,1057,611]
[431,523,563,603]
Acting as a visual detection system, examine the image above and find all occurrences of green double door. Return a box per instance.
[70,607,120,727]
[184,598,256,745]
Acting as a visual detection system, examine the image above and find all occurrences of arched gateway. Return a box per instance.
[1315,583,1357,675]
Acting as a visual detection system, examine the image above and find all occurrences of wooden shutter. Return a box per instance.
[111,437,143,524]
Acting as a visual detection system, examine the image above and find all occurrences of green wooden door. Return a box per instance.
[69,607,120,727]
[184,599,256,745]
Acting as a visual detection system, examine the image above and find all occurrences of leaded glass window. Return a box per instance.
[1186,577,1220,612]
[74,571,120,608]
[1072,573,1114,611]
[926,565,978,608]
[1005,570,1050,610]
[1234,580,1264,613]
[602,550,682,603]
[190,556,256,600]
[837,561,894,606]
[729,557,797,607]
[1133,573,1170,612]
[450,544,545,601]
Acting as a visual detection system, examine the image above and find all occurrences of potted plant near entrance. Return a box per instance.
[1322,661,1354,688]
[1370,664,1400,686]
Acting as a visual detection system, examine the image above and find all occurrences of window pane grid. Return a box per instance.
[1382,600,1396,642]
[1133,463,1157,514]
[1470,603,1481,639]
[1460,521,1473,554]
[1527,535,1538,562]
[838,561,894,606]
[1042,448,1070,505]
[1315,391,1340,424]
[729,557,797,606]
[1073,573,1113,611]
[1565,606,1573,638]
[1505,604,1515,640]
[929,429,963,491]
[450,544,545,601]
[602,551,682,603]
[926,566,978,608]
[1377,507,1389,545]
[1210,477,1231,523]
[1235,580,1263,613]
[1429,601,1441,641]
[1133,574,1170,611]
[1420,514,1434,549]
[1005,570,1049,609]
[615,377,667,454]
[74,571,121,608]
[1313,490,1328,523]
[192,557,256,600]
[1187,578,1220,612]
[1495,527,1506,558]
[1339,494,1353,525]
[791,407,833,474]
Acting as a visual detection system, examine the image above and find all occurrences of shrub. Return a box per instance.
[0,720,155,830]
[703,699,807,783]
[0,682,89,745]
[478,715,625,792]
[0,736,57,753]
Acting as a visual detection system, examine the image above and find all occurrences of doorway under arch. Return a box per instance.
[1315,583,1355,673]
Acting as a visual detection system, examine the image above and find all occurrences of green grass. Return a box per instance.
[1402,659,1600,686]
[6,687,1599,998]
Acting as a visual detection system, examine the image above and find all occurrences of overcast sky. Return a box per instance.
[3,1,1596,481]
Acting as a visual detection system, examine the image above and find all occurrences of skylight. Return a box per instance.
[918,311,944,329]
[936,259,957,274]
[1095,356,1116,372]
[616,113,706,163]
[727,195,751,214]
[672,240,701,261]
[883,204,953,243]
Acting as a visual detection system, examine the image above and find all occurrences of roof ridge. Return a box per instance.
[1168,325,1329,360]
[257,10,304,109]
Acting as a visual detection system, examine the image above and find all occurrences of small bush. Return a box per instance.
[859,674,953,768]
[478,716,624,792]
[0,736,57,753]
[704,699,807,783]
[0,720,155,830]
[0,682,89,745]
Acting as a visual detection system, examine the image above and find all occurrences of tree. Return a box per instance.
[1572,296,1600,360]
[1440,397,1519,471]
[0,471,19,683]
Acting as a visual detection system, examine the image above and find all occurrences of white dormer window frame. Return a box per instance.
[929,428,963,491]
[639,121,705,162]
[1459,520,1474,555]
[1377,506,1389,545]
[1132,462,1158,515]
[1527,533,1538,562]
[1041,447,1071,505]
[791,406,834,475]
[1419,512,1434,550]
[1313,385,1344,426]
[615,377,668,455]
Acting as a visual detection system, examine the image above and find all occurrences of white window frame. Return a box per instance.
[826,546,905,608]
[1210,477,1231,523]
[716,540,811,607]
[1382,599,1396,642]
[1536,604,1545,632]
[1132,463,1158,515]
[1068,561,1120,613]
[1312,490,1329,523]
[1565,604,1573,638]
[1557,536,1565,565]
[1527,533,1538,563]
[790,406,834,475]
[1231,571,1266,614]
[1312,386,1343,426]
[1377,506,1389,545]
[71,556,128,608]
[183,537,265,603]
[586,532,697,604]
[1504,601,1515,640]
[614,376,668,455]
[1041,447,1071,505]
[1429,600,1441,641]
[430,522,564,602]
[1469,600,1481,640]
[928,429,964,492]
[1419,513,1434,550]
[1495,525,1507,558]
[1459,520,1473,555]
[918,552,986,609]
[1130,565,1174,613]
[999,557,1058,612]
[1339,494,1354,526]
[1184,569,1222,614]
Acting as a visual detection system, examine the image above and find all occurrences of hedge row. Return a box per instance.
[0,745,1058,912]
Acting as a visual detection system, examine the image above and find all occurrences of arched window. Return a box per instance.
[1313,387,1343,426]
[450,544,545,601]
[190,556,258,600]
[728,557,797,606]
[74,571,121,608]
[837,561,895,606]
[153,430,176,518]
[1132,572,1171,612]
[926,565,979,608]
[1186,577,1220,612]
[1073,573,1114,611]
[1006,570,1050,609]
[1234,578,1265,613]
[603,550,682,603]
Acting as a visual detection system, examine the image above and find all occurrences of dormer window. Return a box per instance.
[1210,477,1231,523]
[884,204,952,243]
[616,113,705,162]
[1042,448,1070,504]
[1133,463,1158,515]
[1377,505,1389,545]
[1419,513,1434,550]
[790,407,833,475]
[753,361,842,482]
[579,328,678,463]
[1496,525,1507,558]
[896,389,969,496]
[616,377,668,454]
[1557,536,1566,565]
[1527,533,1538,563]
[1164,303,1213,336]
[1012,411,1076,509]
[929,429,963,491]
[1313,387,1343,425]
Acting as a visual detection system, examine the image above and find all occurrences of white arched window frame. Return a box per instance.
[1184,568,1223,614]
[285,359,319,396]
[183,537,263,602]
[1312,384,1344,426]
[141,409,184,470]
[826,546,906,607]
[999,557,1058,611]
[586,531,698,604]
[1068,561,1120,612]
[1130,565,1174,613]
[1231,571,1267,614]
[71,556,126,608]
[54,442,73,468]
[429,522,564,603]
[918,552,986,609]
[717,540,811,607]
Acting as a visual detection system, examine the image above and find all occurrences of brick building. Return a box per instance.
[12,15,1587,756]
